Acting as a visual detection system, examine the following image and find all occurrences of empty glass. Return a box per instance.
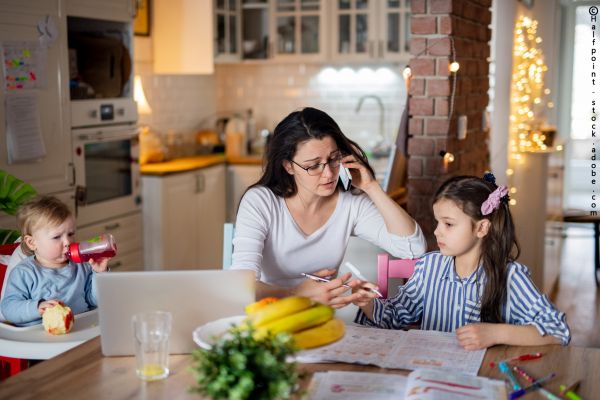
[132,311,172,381]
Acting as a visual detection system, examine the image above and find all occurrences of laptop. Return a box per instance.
[96,269,255,356]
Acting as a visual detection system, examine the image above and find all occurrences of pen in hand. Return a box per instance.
[344,262,384,298]
[300,273,352,289]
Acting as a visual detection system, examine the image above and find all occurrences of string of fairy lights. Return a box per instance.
[506,15,563,206]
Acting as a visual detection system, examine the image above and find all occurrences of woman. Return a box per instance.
[231,107,426,307]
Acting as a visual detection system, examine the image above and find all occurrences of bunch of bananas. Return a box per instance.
[244,296,345,349]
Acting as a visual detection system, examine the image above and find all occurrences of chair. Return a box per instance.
[376,253,418,298]
[222,223,234,269]
[0,243,28,380]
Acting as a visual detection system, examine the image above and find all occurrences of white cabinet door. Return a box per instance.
[153,0,214,74]
[142,164,226,270]
[0,1,73,195]
[66,0,136,22]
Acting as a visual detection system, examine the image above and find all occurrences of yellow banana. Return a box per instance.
[248,296,314,327]
[254,304,333,338]
[292,318,345,349]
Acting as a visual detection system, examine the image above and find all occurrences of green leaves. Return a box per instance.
[0,170,36,216]
[189,325,300,400]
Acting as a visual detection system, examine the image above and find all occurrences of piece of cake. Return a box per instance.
[42,303,74,335]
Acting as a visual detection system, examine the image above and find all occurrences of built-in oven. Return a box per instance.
[72,100,140,227]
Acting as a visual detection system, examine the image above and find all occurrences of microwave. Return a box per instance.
[72,123,141,226]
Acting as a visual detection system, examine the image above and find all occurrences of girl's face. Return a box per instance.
[284,136,342,197]
[24,216,76,268]
[433,198,489,259]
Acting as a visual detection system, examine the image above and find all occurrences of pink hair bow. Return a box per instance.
[481,185,509,216]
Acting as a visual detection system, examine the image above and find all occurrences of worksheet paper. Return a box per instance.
[309,369,506,400]
[298,325,486,376]
[5,92,46,163]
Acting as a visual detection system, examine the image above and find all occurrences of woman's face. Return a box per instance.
[285,136,342,197]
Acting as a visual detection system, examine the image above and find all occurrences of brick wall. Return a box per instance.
[407,0,492,247]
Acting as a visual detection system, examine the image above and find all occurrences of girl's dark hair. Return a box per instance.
[253,107,375,197]
[433,175,520,323]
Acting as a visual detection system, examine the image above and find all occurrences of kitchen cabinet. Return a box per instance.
[226,164,263,222]
[66,0,136,22]
[0,1,73,196]
[215,0,241,62]
[331,0,411,63]
[142,164,226,270]
[153,0,214,74]
[76,212,143,271]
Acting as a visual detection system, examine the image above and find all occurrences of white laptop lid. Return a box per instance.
[96,269,255,356]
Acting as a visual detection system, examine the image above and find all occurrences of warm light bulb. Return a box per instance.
[402,66,412,80]
[449,62,460,73]
[506,168,514,176]
[134,75,152,115]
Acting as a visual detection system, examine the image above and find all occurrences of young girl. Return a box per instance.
[1,196,110,326]
[353,174,570,349]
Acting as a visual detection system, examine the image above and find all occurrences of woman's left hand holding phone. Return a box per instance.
[294,268,363,308]
[341,154,377,192]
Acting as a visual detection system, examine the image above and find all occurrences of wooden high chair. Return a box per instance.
[377,253,418,299]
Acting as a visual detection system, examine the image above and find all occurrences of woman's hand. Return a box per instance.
[455,323,499,350]
[341,154,377,192]
[38,299,60,316]
[293,268,363,308]
[89,257,109,273]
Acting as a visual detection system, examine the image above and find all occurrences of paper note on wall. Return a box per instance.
[2,41,47,91]
[5,92,46,163]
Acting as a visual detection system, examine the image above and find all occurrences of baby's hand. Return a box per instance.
[38,299,60,316]
[351,280,381,307]
[89,257,110,273]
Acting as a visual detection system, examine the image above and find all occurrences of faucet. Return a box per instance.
[355,95,386,144]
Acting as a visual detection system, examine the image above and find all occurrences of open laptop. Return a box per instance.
[96,269,255,356]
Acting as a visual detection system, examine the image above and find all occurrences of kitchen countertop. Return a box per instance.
[140,154,263,175]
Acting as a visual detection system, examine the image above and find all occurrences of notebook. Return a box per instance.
[96,269,255,356]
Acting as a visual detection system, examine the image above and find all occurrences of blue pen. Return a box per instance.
[499,361,521,390]
[508,372,556,400]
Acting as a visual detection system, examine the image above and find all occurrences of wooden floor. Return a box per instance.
[553,225,600,347]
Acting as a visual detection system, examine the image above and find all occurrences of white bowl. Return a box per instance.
[192,315,246,350]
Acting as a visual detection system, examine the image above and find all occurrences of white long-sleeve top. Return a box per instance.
[231,186,427,287]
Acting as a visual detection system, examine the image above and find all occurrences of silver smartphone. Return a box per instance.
[339,165,352,191]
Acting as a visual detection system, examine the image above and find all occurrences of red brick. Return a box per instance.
[409,118,424,135]
[431,0,452,14]
[408,178,436,195]
[429,38,451,56]
[436,58,450,76]
[408,137,435,156]
[435,99,449,116]
[410,58,435,76]
[409,78,425,95]
[412,16,437,34]
[410,38,427,56]
[425,157,442,176]
[409,98,434,116]
[427,79,450,96]
[439,16,453,34]
[411,0,426,14]
[426,118,450,135]
[408,157,423,176]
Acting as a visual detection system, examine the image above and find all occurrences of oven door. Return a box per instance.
[73,124,140,226]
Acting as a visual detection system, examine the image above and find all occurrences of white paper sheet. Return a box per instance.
[310,371,408,400]
[5,92,46,163]
[298,325,486,376]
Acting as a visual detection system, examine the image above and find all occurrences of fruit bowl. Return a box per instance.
[192,315,245,350]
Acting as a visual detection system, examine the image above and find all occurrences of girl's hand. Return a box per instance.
[455,323,499,350]
[341,154,376,192]
[38,299,60,316]
[351,280,381,307]
[293,268,363,309]
[89,257,110,273]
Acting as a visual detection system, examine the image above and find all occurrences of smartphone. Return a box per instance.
[339,165,352,191]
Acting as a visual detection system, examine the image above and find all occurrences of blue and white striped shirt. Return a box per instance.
[355,252,570,345]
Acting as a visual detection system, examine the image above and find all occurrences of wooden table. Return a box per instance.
[1,337,598,399]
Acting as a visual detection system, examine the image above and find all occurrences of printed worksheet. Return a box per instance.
[309,369,506,400]
[298,325,486,375]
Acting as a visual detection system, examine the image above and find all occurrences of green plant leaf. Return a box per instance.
[0,170,37,216]
[0,229,20,245]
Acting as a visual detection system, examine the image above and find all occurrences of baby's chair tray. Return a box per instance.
[0,309,100,359]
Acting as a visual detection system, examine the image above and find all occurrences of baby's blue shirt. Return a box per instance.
[1,256,97,326]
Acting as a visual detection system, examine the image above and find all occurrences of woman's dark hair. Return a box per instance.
[433,175,520,323]
[253,107,375,197]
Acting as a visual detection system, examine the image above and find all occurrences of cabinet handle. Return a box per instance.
[68,162,76,186]
[196,173,205,193]
[368,40,375,58]
[105,223,121,230]
[379,40,384,58]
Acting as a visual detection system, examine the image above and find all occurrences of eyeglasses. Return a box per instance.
[291,152,343,176]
